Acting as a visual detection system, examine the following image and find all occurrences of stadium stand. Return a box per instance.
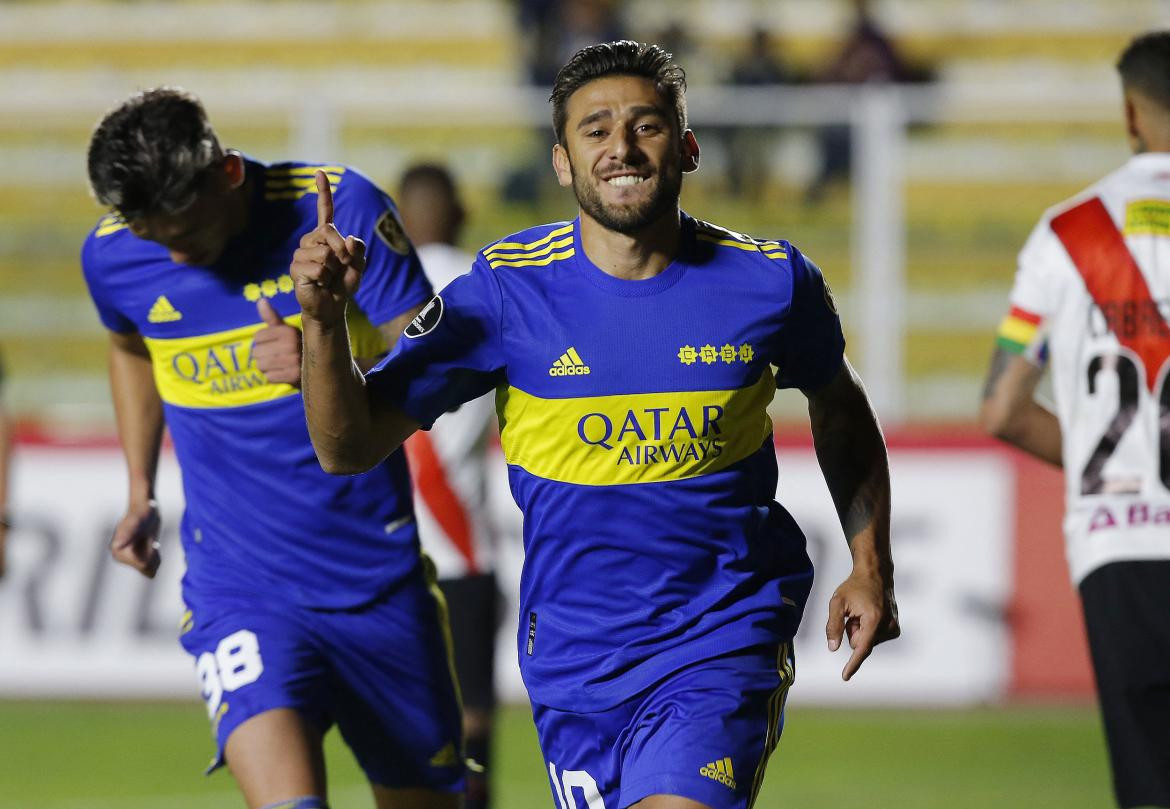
[0,0,1156,425]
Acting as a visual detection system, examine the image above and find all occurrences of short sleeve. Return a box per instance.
[332,170,433,326]
[80,233,136,334]
[773,246,846,391]
[365,257,506,429]
[1012,216,1064,320]
[995,216,1060,364]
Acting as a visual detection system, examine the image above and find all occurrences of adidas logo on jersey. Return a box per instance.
[147,295,182,323]
[699,757,736,790]
[549,347,591,376]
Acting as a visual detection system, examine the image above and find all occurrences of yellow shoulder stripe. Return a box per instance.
[484,224,574,257]
[266,165,347,177]
[96,214,128,238]
[486,236,574,268]
[265,175,341,190]
[264,166,344,199]
[696,233,788,259]
[488,248,575,270]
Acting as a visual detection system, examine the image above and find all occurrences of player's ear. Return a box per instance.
[222,150,246,190]
[681,130,700,173]
[552,143,573,188]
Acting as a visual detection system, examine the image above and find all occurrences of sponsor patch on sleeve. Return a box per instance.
[375,209,411,255]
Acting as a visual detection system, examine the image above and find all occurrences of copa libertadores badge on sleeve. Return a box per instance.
[404,296,444,338]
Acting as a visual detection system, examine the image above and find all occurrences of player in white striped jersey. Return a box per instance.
[981,31,1170,808]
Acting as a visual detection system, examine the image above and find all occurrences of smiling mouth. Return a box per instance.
[605,175,647,187]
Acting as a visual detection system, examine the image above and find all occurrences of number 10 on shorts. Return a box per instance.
[195,629,264,718]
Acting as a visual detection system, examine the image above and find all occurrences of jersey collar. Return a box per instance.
[572,213,693,297]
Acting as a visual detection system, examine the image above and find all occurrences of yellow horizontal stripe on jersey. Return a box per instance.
[267,166,347,177]
[144,316,303,409]
[487,248,575,270]
[345,304,389,361]
[484,224,575,257]
[496,368,775,486]
[997,315,1038,346]
[144,308,381,409]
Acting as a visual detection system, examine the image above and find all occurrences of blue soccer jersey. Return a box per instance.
[367,213,844,710]
[82,159,434,608]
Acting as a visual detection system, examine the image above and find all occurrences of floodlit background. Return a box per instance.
[1,0,1163,806]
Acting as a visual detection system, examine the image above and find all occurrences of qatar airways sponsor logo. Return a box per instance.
[169,341,267,393]
[577,403,726,466]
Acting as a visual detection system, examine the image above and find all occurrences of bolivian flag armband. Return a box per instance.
[996,306,1045,362]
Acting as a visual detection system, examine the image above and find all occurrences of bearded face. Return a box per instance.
[567,144,684,235]
[555,75,696,236]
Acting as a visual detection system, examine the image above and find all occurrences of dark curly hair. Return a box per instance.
[549,40,687,146]
[87,87,222,220]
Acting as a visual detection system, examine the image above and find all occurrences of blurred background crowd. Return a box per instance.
[1,0,1157,429]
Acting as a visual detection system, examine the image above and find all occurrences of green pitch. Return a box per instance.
[0,700,1111,808]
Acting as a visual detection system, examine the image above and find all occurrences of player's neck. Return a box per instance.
[578,208,681,281]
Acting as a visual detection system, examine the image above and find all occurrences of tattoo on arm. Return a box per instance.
[982,346,1014,401]
[809,382,889,549]
[842,477,879,545]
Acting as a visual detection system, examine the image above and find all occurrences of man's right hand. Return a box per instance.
[110,500,161,579]
[290,170,367,327]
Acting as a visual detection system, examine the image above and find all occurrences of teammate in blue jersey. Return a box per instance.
[81,88,464,809]
[292,42,900,809]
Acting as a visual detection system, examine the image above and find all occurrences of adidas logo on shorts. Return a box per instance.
[549,346,591,376]
[699,757,737,790]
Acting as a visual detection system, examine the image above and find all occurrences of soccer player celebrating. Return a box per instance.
[82,88,464,809]
[294,42,900,809]
[982,31,1170,809]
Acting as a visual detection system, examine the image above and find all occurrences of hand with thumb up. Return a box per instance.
[253,297,303,386]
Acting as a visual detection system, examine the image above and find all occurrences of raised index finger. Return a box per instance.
[316,170,334,228]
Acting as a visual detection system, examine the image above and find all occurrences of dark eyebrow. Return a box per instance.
[627,105,669,121]
[576,110,613,130]
[575,105,669,131]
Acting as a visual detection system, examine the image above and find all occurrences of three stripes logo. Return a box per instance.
[549,347,591,377]
[699,757,737,790]
[264,164,345,201]
[147,295,182,323]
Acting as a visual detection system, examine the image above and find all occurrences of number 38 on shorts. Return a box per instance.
[195,629,264,718]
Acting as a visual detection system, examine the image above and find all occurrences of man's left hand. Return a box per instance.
[826,568,900,681]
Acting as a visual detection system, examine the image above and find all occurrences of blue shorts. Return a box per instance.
[532,642,794,809]
[178,556,464,792]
